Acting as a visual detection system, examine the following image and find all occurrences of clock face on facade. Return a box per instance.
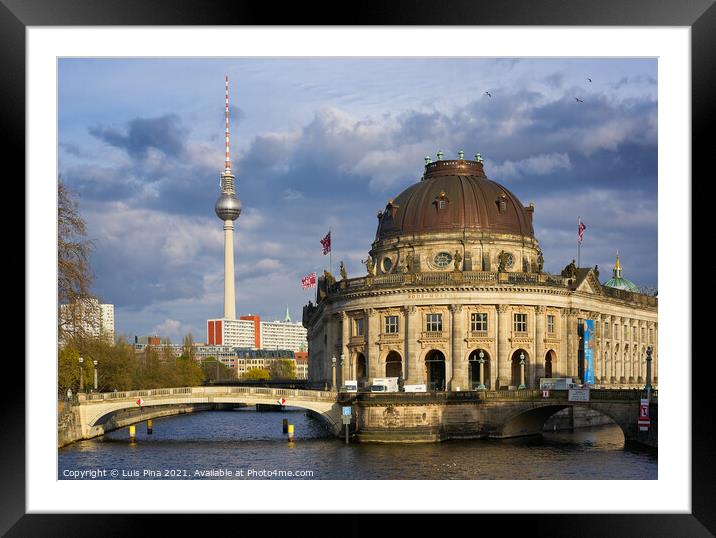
[434,252,452,268]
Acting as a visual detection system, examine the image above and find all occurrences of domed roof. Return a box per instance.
[602,254,640,292]
[376,158,535,241]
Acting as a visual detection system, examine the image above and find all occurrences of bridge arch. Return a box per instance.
[499,402,624,440]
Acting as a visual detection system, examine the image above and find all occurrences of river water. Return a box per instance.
[58,407,657,480]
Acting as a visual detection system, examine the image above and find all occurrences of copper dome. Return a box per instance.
[376,159,534,240]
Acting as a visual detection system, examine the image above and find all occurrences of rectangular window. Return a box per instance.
[614,324,618,339]
[385,315,399,334]
[547,314,555,334]
[426,313,443,332]
[514,313,527,333]
[471,312,488,332]
[354,318,364,337]
[624,325,628,340]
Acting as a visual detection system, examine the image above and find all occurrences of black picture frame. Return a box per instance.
[6,0,710,534]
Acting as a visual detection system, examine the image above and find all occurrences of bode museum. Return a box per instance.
[303,154,657,393]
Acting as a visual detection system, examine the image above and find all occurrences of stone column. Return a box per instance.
[638,321,644,383]
[341,312,350,381]
[489,306,498,390]
[534,306,546,383]
[497,304,511,389]
[559,308,569,379]
[450,304,467,390]
[365,308,379,381]
[405,306,421,384]
[652,323,658,383]
[569,310,580,379]
[615,317,626,383]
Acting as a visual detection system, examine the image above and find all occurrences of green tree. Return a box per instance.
[268,359,296,380]
[201,357,233,382]
[243,368,270,381]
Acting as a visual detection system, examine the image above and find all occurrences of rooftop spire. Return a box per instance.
[613,250,622,278]
[284,305,291,323]
[224,75,231,175]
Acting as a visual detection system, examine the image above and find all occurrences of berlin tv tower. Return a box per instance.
[214,75,242,319]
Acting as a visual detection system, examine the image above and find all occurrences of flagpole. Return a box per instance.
[577,216,581,269]
[329,227,332,275]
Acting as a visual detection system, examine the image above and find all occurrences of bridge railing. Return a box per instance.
[79,386,338,403]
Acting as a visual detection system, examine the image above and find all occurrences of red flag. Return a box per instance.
[301,272,316,290]
[578,218,586,243]
[320,231,331,255]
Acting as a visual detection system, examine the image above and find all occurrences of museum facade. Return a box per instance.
[302,156,658,391]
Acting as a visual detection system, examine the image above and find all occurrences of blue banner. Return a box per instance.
[583,319,595,385]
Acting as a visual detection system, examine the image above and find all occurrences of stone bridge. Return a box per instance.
[67,386,340,444]
[343,389,657,446]
[61,386,656,447]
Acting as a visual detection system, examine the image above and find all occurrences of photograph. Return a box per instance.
[56,57,659,481]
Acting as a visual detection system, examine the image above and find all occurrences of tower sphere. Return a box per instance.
[215,193,242,221]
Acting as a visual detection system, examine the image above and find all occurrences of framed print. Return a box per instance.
[7,0,713,534]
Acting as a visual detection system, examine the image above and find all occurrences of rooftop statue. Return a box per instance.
[339,261,348,280]
[561,259,577,279]
[362,256,376,276]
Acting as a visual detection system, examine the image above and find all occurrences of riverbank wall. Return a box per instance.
[58,401,231,448]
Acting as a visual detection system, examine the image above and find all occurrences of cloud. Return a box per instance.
[89,114,185,158]
[60,59,658,339]
[488,152,572,180]
[151,319,194,340]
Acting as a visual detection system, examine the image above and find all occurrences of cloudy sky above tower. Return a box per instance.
[58,58,658,343]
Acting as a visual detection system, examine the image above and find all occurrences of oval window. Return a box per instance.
[382,257,393,273]
[434,252,452,268]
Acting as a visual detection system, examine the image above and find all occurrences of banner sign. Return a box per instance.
[638,398,650,431]
[583,319,595,385]
[568,388,590,402]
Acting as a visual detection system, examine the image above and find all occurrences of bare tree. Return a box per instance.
[58,178,97,343]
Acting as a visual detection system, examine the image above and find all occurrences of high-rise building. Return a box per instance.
[59,298,115,345]
[206,318,256,348]
[260,307,308,352]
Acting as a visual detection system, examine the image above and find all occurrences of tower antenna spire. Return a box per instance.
[224,75,232,175]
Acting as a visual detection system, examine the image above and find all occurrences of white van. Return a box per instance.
[342,380,358,393]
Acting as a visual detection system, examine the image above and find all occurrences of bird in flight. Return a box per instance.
[485,91,492,98]
[575,97,584,103]
[587,77,592,82]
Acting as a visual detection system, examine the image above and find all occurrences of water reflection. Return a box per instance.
[59,408,657,480]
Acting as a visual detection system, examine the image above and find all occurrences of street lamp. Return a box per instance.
[477,350,486,390]
[93,359,98,391]
[340,353,345,388]
[78,356,84,392]
[331,356,337,391]
[518,351,527,389]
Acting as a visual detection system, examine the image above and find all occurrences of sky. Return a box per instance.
[58,58,658,343]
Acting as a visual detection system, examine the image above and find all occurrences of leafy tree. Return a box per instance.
[201,357,233,382]
[58,178,97,342]
[269,359,296,380]
[243,368,270,381]
[181,333,196,360]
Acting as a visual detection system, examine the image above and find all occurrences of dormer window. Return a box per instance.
[434,191,449,211]
[385,199,399,219]
[496,193,508,214]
